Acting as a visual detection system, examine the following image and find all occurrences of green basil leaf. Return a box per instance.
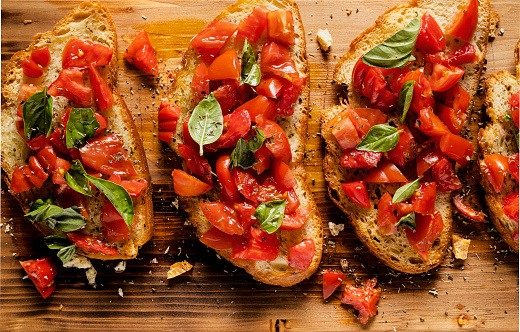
[44,235,71,249]
[65,108,100,149]
[356,124,402,152]
[188,93,224,155]
[398,80,415,123]
[361,15,420,69]
[25,202,64,224]
[22,87,53,140]
[392,177,422,204]
[241,38,261,86]
[65,160,93,197]
[396,211,416,230]
[254,199,286,234]
[86,175,134,229]
[52,207,87,232]
[248,127,264,152]
[57,245,77,264]
[229,127,265,170]
[502,114,513,122]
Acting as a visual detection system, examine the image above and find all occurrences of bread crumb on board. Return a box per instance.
[317,28,333,51]
[328,222,344,236]
[63,254,98,287]
[167,261,193,279]
[452,235,471,260]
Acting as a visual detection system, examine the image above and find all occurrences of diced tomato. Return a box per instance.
[20,257,57,299]
[207,49,240,81]
[508,153,519,182]
[101,200,131,242]
[481,154,509,193]
[341,278,381,325]
[79,134,137,177]
[190,20,238,63]
[411,182,436,215]
[257,75,286,99]
[445,0,478,42]
[260,42,299,81]
[31,46,51,67]
[48,69,92,107]
[341,149,382,169]
[280,206,310,230]
[288,239,315,271]
[123,30,158,75]
[447,43,477,66]
[200,227,240,250]
[415,107,451,136]
[191,63,210,104]
[21,164,44,188]
[178,143,213,185]
[510,91,520,125]
[437,103,466,134]
[232,167,261,202]
[393,201,414,220]
[51,157,71,185]
[172,169,213,196]
[48,128,69,156]
[502,193,519,222]
[329,110,361,151]
[432,157,461,192]
[415,13,446,54]
[237,5,269,43]
[62,38,113,69]
[365,161,407,183]
[212,109,251,149]
[405,210,444,261]
[212,80,238,115]
[452,195,486,222]
[93,112,107,137]
[391,68,434,114]
[416,146,443,176]
[272,159,297,190]
[253,145,272,174]
[28,156,49,187]
[10,165,36,193]
[352,108,388,128]
[267,10,295,46]
[257,177,300,214]
[21,58,43,78]
[424,52,448,65]
[18,84,40,102]
[277,77,306,116]
[352,58,398,112]
[512,108,520,129]
[26,135,51,152]
[341,181,371,209]
[231,227,279,261]
[56,190,88,219]
[440,83,470,113]
[37,145,57,173]
[234,202,258,230]
[201,202,244,236]
[120,178,147,197]
[88,63,113,112]
[387,126,416,167]
[439,133,473,166]
[158,101,181,143]
[216,155,240,202]
[377,192,398,235]
[428,63,465,92]
[257,119,292,162]
[235,95,277,122]
[67,232,118,255]
[323,270,346,300]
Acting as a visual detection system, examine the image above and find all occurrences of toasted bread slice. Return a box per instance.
[167,0,322,286]
[1,1,153,260]
[322,0,491,273]
[478,40,520,252]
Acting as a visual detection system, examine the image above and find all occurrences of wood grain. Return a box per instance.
[1,0,519,331]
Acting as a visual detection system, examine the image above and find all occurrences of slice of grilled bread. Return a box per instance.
[167,0,322,286]
[478,40,520,252]
[322,0,491,273]
[1,1,153,260]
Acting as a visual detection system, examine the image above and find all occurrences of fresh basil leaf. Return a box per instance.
[392,177,422,204]
[188,93,224,155]
[28,198,54,212]
[22,87,53,140]
[356,124,403,152]
[254,199,286,234]
[57,245,77,264]
[241,38,261,86]
[44,235,77,263]
[398,80,415,123]
[248,127,264,152]
[65,160,93,197]
[86,175,134,229]
[396,211,416,230]
[502,114,513,122]
[25,202,64,224]
[52,207,86,232]
[229,127,265,170]
[65,108,100,149]
[361,15,420,69]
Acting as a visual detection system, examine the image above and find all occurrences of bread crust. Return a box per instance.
[167,0,322,286]
[1,1,153,260]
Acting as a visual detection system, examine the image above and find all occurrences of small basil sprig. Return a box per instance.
[396,211,416,230]
[254,199,286,234]
[392,177,422,204]
[188,93,224,156]
[65,108,100,149]
[241,38,261,86]
[25,199,86,232]
[398,80,415,123]
[361,15,420,69]
[22,87,53,140]
[501,114,513,122]
[356,124,403,152]
[229,127,265,170]
[65,160,93,197]
[44,235,76,264]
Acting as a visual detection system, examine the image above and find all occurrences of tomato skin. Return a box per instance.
[272,159,297,190]
[341,181,371,209]
[405,210,444,261]
[387,126,416,167]
[232,167,261,202]
[48,128,70,156]
[207,49,240,81]
[231,227,279,261]
[440,83,470,113]
[191,63,210,104]
[234,202,258,230]
[257,119,292,162]
[428,63,465,92]
[26,135,51,152]
[201,202,244,236]
[235,95,277,122]
[377,192,398,235]
[63,38,113,69]
[158,101,180,143]
[365,161,407,183]
[411,182,436,215]
[277,77,306,116]
[212,109,251,149]
[10,165,36,193]
[48,69,92,107]
[445,0,479,42]
[216,155,240,202]
[190,20,238,63]
[439,133,473,166]
[323,270,346,300]
[341,278,381,325]
[28,156,49,187]
[253,145,272,174]
[341,149,382,169]
[22,58,43,78]
[212,80,238,115]
[416,107,451,137]
[101,200,131,242]
[415,13,446,54]
[257,75,286,99]
[508,153,519,182]
[37,145,57,173]
[109,174,148,197]
[267,10,295,46]
[416,146,443,176]
[260,42,299,82]
[432,157,461,192]
[31,47,51,67]
[279,205,309,231]
[288,239,315,271]
[52,157,71,185]
[481,154,509,193]
[20,257,57,299]
[447,43,478,66]
[200,226,240,250]
[88,63,113,112]
[452,195,486,222]
[502,193,519,222]
[123,30,158,75]
[237,5,269,43]
[173,169,213,196]
[67,232,119,255]
[437,103,466,134]
[178,143,213,185]
[79,134,138,177]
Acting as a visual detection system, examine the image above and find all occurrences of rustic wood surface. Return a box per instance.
[1,0,519,331]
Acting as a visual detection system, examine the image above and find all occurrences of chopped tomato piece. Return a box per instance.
[21,57,43,78]
[101,200,131,242]
[123,30,158,75]
[416,146,444,176]
[280,206,310,231]
[256,75,286,99]
[445,0,478,42]
[365,161,407,183]
[267,10,295,46]
[352,108,388,128]
[440,83,470,113]
[213,109,251,149]
[48,69,92,107]
[172,169,213,196]
[28,156,49,187]
[62,38,113,68]
[109,175,147,197]
[341,278,381,325]
[428,63,465,92]
[20,257,57,299]
[437,103,466,134]
[232,167,261,202]
[216,155,240,202]
[37,145,57,173]
[93,112,107,137]
[508,153,519,182]
[502,193,519,222]
[257,119,292,162]
[387,126,416,167]
[277,77,306,116]
[207,49,240,81]
[415,13,446,54]
[31,47,51,67]
[26,135,51,152]
[341,149,382,169]
[18,83,40,102]
[253,145,272,174]
[191,63,210,104]
[257,177,300,214]
[51,157,71,185]
[272,159,297,190]
[10,165,36,193]
[405,210,444,261]
[415,107,451,136]
[178,143,213,184]
[378,192,399,235]
[237,5,269,43]
[452,195,486,222]
[234,202,258,230]
[231,227,279,261]
[341,181,371,209]
[212,80,238,115]
[393,202,414,220]
[48,128,69,156]
[158,101,180,143]
[481,154,509,193]
[323,270,346,300]
[432,157,461,192]
[329,110,361,151]
[439,133,473,166]
[67,232,118,255]
[190,20,238,63]
[88,63,113,112]
[411,182,436,215]
[260,42,299,81]
[235,95,277,122]
[391,67,434,114]
[201,202,244,236]
[288,239,315,271]
[447,43,478,66]
[200,227,240,250]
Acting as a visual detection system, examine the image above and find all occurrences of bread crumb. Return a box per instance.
[58,304,63,311]
[118,288,124,297]
[63,254,97,287]
[340,259,349,271]
[328,222,344,236]
[150,258,158,264]
[452,235,471,260]
[316,28,332,51]
[23,20,32,25]
[114,261,126,273]
[167,261,193,279]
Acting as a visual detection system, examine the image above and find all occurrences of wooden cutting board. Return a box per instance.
[1,0,518,330]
